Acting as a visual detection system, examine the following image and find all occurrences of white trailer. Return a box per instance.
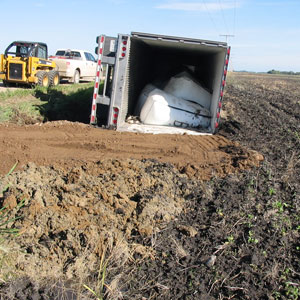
[90,32,230,135]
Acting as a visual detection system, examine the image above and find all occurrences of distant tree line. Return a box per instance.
[267,69,300,75]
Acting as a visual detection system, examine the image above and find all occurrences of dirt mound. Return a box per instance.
[0,159,197,285]
[0,121,263,181]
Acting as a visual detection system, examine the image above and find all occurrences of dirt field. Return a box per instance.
[0,73,299,299]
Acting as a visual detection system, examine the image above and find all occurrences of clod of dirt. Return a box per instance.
[204,255,217,267]
[176,224,198,237]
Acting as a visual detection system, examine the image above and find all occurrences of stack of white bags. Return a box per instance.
[136,71,212,128]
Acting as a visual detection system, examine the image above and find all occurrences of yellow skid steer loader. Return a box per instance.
[0,41,59,87]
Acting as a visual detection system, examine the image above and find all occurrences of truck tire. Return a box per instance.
[73,70,80,84]
[36,71,49,87]
[48,70,60,86]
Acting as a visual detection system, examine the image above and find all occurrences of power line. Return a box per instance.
[233,0,237,36]
[218,0,229,34]
[201,0,220,36]
[219,34,235,43]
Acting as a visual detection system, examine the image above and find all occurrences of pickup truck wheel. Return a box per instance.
[49,70,60,86]
[73,70,80,84]
[36,71,49,87]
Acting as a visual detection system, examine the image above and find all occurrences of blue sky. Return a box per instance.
[1,0,299,72]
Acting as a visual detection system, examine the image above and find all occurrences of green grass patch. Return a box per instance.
[0,88,36,101]
[34,82,96,123]
[0,82,96,124]
[0,106,13,122]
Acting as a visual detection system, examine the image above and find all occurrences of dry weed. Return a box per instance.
[282,152,300,184]
[171,237,189,258]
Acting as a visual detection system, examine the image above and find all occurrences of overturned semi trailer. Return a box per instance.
[90,32,230,135]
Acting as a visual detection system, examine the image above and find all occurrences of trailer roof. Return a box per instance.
[131,32,228,47]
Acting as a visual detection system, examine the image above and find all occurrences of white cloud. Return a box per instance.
[156,1,239,12]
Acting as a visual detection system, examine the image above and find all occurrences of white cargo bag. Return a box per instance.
[135,84,157,116]
[140,88,211,128]
[163,71,212,110]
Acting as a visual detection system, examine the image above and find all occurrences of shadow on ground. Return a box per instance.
[34,85,94,124]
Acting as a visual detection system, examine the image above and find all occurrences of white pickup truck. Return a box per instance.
[49,49,97,83]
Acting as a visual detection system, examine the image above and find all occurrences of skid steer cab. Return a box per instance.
[0,41,59,87]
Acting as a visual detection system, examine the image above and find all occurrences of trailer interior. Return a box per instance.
[125,33,228,132]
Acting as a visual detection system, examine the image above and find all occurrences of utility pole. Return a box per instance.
[220,35,235,71]
[220,34,235,43]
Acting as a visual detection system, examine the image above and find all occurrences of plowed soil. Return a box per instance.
[0,73,299,300]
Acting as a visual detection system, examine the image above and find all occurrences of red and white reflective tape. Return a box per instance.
[215,47,231,129]
[90,35,105,124]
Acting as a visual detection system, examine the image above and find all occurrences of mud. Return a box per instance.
[0,73,299,300]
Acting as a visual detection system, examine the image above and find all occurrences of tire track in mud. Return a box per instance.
[0,122,263,180]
